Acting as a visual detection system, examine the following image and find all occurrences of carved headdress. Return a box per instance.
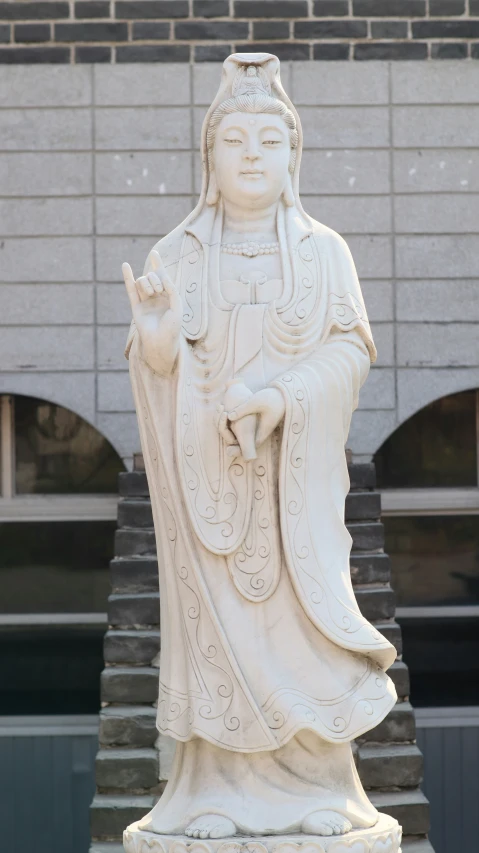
[191,52,308,224]
[231,62,272,98]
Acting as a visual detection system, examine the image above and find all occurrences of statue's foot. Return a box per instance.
[184,815,236,839]
[302,811,353,836]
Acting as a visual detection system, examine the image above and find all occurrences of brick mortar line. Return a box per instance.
[10,104,479,112]
[3,101,479,111]
[1,192,425,199]
[5,17,479,22]
[189,60,196,217]
[3,284,478,292]
[6,23,479,28]
[6,35,479,40]
[19,278,458,285]
[12,318,479,327]
[7,232,479,239]
[1,48,479,58]
[7,229,478,238]
[387,61,399,429]
[2,48,479,56]
[5,229,479,236]
[92,61,99,428]
[4,145,479,153]
[4,15,479,21]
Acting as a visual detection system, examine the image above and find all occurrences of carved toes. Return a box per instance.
[184,815,236,839]
[302,810,352,837]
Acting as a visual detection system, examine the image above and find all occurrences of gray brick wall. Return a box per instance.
[1,60,478,465]
[1,1,479,63]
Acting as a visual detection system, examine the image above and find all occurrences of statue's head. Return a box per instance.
[205,63,299,210]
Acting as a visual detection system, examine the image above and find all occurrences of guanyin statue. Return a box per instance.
[121,52,400,853]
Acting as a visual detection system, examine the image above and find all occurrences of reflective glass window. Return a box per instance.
[0,625,105,714]
[375,390,477,488]
[0,520,115,614]
[14,396,125,494]
[400,616,479,707]
[385,515,479,607]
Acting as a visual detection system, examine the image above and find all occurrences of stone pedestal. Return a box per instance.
[124,815,402,853]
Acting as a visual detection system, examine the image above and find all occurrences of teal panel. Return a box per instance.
[417,725,479,853]
[0,733,97,853]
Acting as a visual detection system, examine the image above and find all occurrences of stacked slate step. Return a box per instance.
[90,460,432,852]
[90,457,161,849]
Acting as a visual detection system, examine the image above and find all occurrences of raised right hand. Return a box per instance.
[122,249,182,376]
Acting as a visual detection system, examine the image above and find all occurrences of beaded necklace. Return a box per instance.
[221,241,279,258]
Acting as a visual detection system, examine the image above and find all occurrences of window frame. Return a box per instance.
[0,395,118,521]
[379,389,479,626]
[0,394,118,628]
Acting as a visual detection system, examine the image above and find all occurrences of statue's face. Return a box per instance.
[213,112,291,209]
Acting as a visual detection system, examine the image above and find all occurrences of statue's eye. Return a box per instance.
[262,139,282,146]
[224,137,242,145]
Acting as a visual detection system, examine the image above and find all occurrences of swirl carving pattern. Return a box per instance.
[277,368,389,652]
[136,366,273,750]
[177,352,253,556]
[179,233,205,338]
[226,446,281,602]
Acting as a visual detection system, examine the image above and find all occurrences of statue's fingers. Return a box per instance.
[163,280,182,315]
[147,271,163,294]
[214,405,223,430]
[122,262,140,310]
[137,275,154,301]
[228,399,257,421]
[255,418,271,449]
[148,250,179,310]
[226,444,241,458]
[148,249,164,274]
[219,412,237,444]
[148,249,174,287]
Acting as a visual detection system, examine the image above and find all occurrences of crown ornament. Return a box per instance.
[231,63,272,99]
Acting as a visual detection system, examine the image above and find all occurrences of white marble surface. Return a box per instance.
[122,53,397,844]
[124,814,402,853]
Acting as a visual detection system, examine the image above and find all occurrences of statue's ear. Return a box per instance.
[282,172,295,207]
[206,171,219,206]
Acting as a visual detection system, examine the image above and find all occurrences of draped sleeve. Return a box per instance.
[272,227,394,671]
[317,227,377,364]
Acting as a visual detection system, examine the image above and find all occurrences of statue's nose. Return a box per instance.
[244,145,261,161]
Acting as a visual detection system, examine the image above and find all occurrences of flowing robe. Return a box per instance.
[126,203,397,833]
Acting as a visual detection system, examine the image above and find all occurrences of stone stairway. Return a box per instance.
[89,460,433,853]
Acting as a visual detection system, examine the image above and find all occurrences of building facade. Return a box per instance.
[1,59,479,466]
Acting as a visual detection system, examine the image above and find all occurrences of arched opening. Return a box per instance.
[0,394,126,715]
[13,393,125,495]
[374,389,479,708]
[375,390,478,490]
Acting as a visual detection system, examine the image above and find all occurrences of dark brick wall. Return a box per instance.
[0,0,478,62]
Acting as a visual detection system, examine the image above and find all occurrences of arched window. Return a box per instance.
[375,390,478,490]
[374,390,479,708]
[0,394,125,714]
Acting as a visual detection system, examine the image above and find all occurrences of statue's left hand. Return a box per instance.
[228,388,286,448]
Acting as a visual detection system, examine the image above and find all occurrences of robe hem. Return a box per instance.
[156,687,397,753]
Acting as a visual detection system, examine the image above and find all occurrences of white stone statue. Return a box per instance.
[122,53,401,853]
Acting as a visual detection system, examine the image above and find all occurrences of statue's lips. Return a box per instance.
[240,170,263,179]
